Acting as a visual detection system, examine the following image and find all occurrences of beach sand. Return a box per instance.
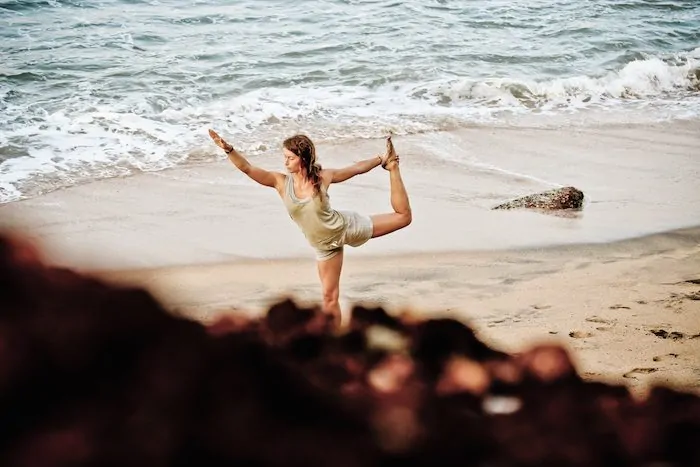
[1,121,699,394]
[94,227,700,395]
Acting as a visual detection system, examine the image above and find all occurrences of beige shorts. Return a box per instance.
[316,211,374,261]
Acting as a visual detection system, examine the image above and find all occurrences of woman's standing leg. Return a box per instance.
[317,250,344,326]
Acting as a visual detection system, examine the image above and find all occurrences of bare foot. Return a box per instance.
[381,135,399,171]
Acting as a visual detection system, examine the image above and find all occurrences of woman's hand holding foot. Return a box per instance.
[381,135,399,170]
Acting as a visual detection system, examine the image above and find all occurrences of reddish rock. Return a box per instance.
[493,186,585,211]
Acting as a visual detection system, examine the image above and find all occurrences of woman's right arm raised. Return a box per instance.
[208,129,283,189]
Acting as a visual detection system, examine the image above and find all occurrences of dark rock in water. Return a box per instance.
[493,186,585,211]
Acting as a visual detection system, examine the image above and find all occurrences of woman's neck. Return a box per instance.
[292,170,309,183]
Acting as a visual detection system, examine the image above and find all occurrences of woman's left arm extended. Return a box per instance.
[325,155,383,184]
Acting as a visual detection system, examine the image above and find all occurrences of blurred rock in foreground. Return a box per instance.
[0,231,698,467]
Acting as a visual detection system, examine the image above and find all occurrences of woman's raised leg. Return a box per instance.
[370,138,412,238]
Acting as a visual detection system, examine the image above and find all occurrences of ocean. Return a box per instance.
[1,0,699,204]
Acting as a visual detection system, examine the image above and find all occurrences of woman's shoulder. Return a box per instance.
[319,169,334,186]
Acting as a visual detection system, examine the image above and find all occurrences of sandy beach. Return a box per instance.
[1,122,699,394]
[92,226,700,395]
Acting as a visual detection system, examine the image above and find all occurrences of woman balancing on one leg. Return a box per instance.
[208,129,412,325]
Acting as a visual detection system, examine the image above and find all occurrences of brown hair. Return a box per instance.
[282,134,323,198]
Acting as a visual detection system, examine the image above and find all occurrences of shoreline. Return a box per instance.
[1,120,698,394]
[2,111,699,206]
[1,120,699,270]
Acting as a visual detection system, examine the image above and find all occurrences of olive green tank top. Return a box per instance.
[281,175,346,250]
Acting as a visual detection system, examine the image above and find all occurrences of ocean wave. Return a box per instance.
[0,71,48,83]
[0,0,67,13]
[1,49,699,204]
[609,1,697,12]
[414,53,699,109]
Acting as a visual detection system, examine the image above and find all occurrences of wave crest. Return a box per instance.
[415,53,699,110]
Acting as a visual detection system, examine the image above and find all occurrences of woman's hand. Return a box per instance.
[208,129,234,153]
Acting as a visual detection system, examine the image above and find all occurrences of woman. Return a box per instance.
[208,129,412,324]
